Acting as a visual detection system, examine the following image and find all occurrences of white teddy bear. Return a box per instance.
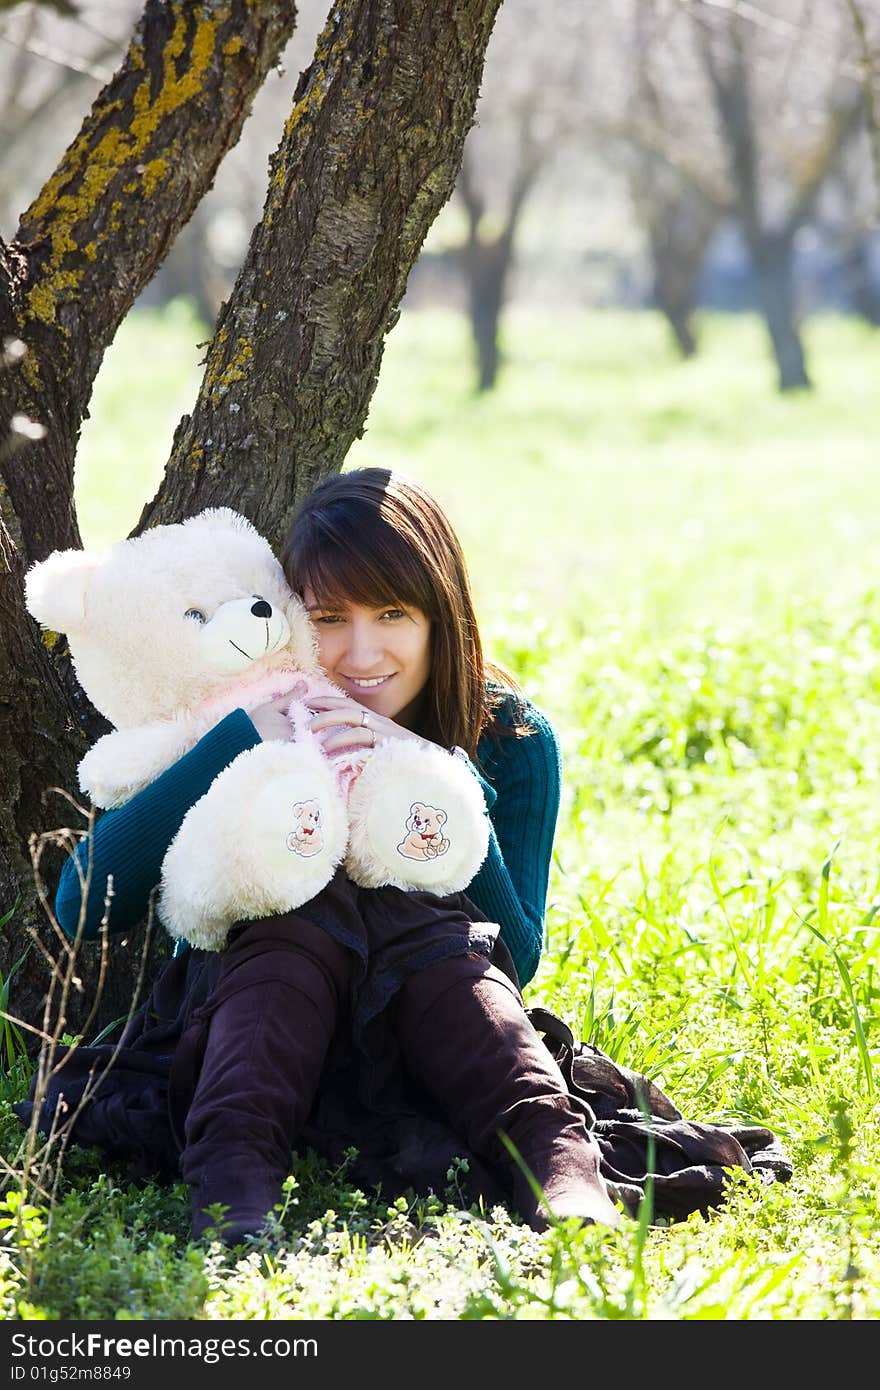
[25,508,489,949]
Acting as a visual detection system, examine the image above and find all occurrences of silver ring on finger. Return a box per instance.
[361,708,369,727]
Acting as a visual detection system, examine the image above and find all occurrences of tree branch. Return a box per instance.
[694,14,762,238]
[458,146,486,245]
[0,1,78,14]
[844,0,880,220]
[598,112,733,212]
[782,88,864,242]
[504,115,543,237]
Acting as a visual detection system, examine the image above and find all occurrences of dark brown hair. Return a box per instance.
[281,468,528,758]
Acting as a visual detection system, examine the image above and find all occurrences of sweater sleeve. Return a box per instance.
[54,709,261,942]
[463,702,562,989]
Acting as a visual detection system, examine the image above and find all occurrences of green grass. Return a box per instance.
[5,302,880,1319]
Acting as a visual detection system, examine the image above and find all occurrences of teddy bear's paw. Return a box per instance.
[158,742,349,950]
[345,739,490,893]
[79,721,198,809]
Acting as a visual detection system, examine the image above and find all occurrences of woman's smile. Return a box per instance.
[343,674,395,689]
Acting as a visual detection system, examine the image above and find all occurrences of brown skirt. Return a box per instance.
[16,872,792,1221]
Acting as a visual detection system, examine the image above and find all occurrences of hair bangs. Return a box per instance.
[293,506,435,617]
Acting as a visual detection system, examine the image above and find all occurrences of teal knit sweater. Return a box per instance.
[55,694,561,987]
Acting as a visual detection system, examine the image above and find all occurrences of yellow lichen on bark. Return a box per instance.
[23,7,229,328]
[264,10,357,227]
[123,159,169,199]
[205,336,255,397]
[21,352,41,388]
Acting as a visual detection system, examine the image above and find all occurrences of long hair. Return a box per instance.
[281,468,527,758]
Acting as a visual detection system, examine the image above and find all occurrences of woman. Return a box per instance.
[24,468,621,1242]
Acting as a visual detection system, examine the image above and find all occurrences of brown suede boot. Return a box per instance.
[175,910,352,1244]
[393,953,621,1231]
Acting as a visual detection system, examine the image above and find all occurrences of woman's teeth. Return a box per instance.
[347,675,391,688]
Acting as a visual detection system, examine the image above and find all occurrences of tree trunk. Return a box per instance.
[0,503,169,1045]
[455,144,536,396]
[136,0,504,556]
[1,0,505,1033]
[752,234,812,392]
[842,234,880,326]
[695,13,861,395]
[650,231,700,359]
[667,307,696,358]
[465,236,513,391]
[647,188,720,360]
[0,510,75,1004]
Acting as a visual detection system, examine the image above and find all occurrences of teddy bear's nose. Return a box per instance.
[251,599,272,618]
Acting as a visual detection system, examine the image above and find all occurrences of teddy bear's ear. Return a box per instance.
[24,549,100,634]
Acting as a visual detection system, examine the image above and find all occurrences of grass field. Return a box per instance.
[3,302,880,1319]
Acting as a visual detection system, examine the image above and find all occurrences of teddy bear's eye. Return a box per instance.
[184,608,207,624]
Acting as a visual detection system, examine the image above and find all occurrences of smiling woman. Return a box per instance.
[281,468,514,758]
[21,466,631,1246]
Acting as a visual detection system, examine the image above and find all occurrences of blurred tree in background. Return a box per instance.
[692,2,864,389]
[421,0,880,389]
[451,0,586,390]
[588,0,876,388]
[7,2,876,391]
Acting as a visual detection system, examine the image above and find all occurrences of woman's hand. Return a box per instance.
[249,693,296,743]
[307,694,430,754]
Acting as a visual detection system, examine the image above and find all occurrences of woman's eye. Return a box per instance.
[185,608,207,624]
[381,609,406,621]
[313,614,342,625]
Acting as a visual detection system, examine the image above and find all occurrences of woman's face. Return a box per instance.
[303,587,432,727]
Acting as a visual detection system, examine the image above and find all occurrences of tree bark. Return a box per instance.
[0,510,80,943]
[0,501,167,1047]
[1,0,505,1033]
[136,0,504,554]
